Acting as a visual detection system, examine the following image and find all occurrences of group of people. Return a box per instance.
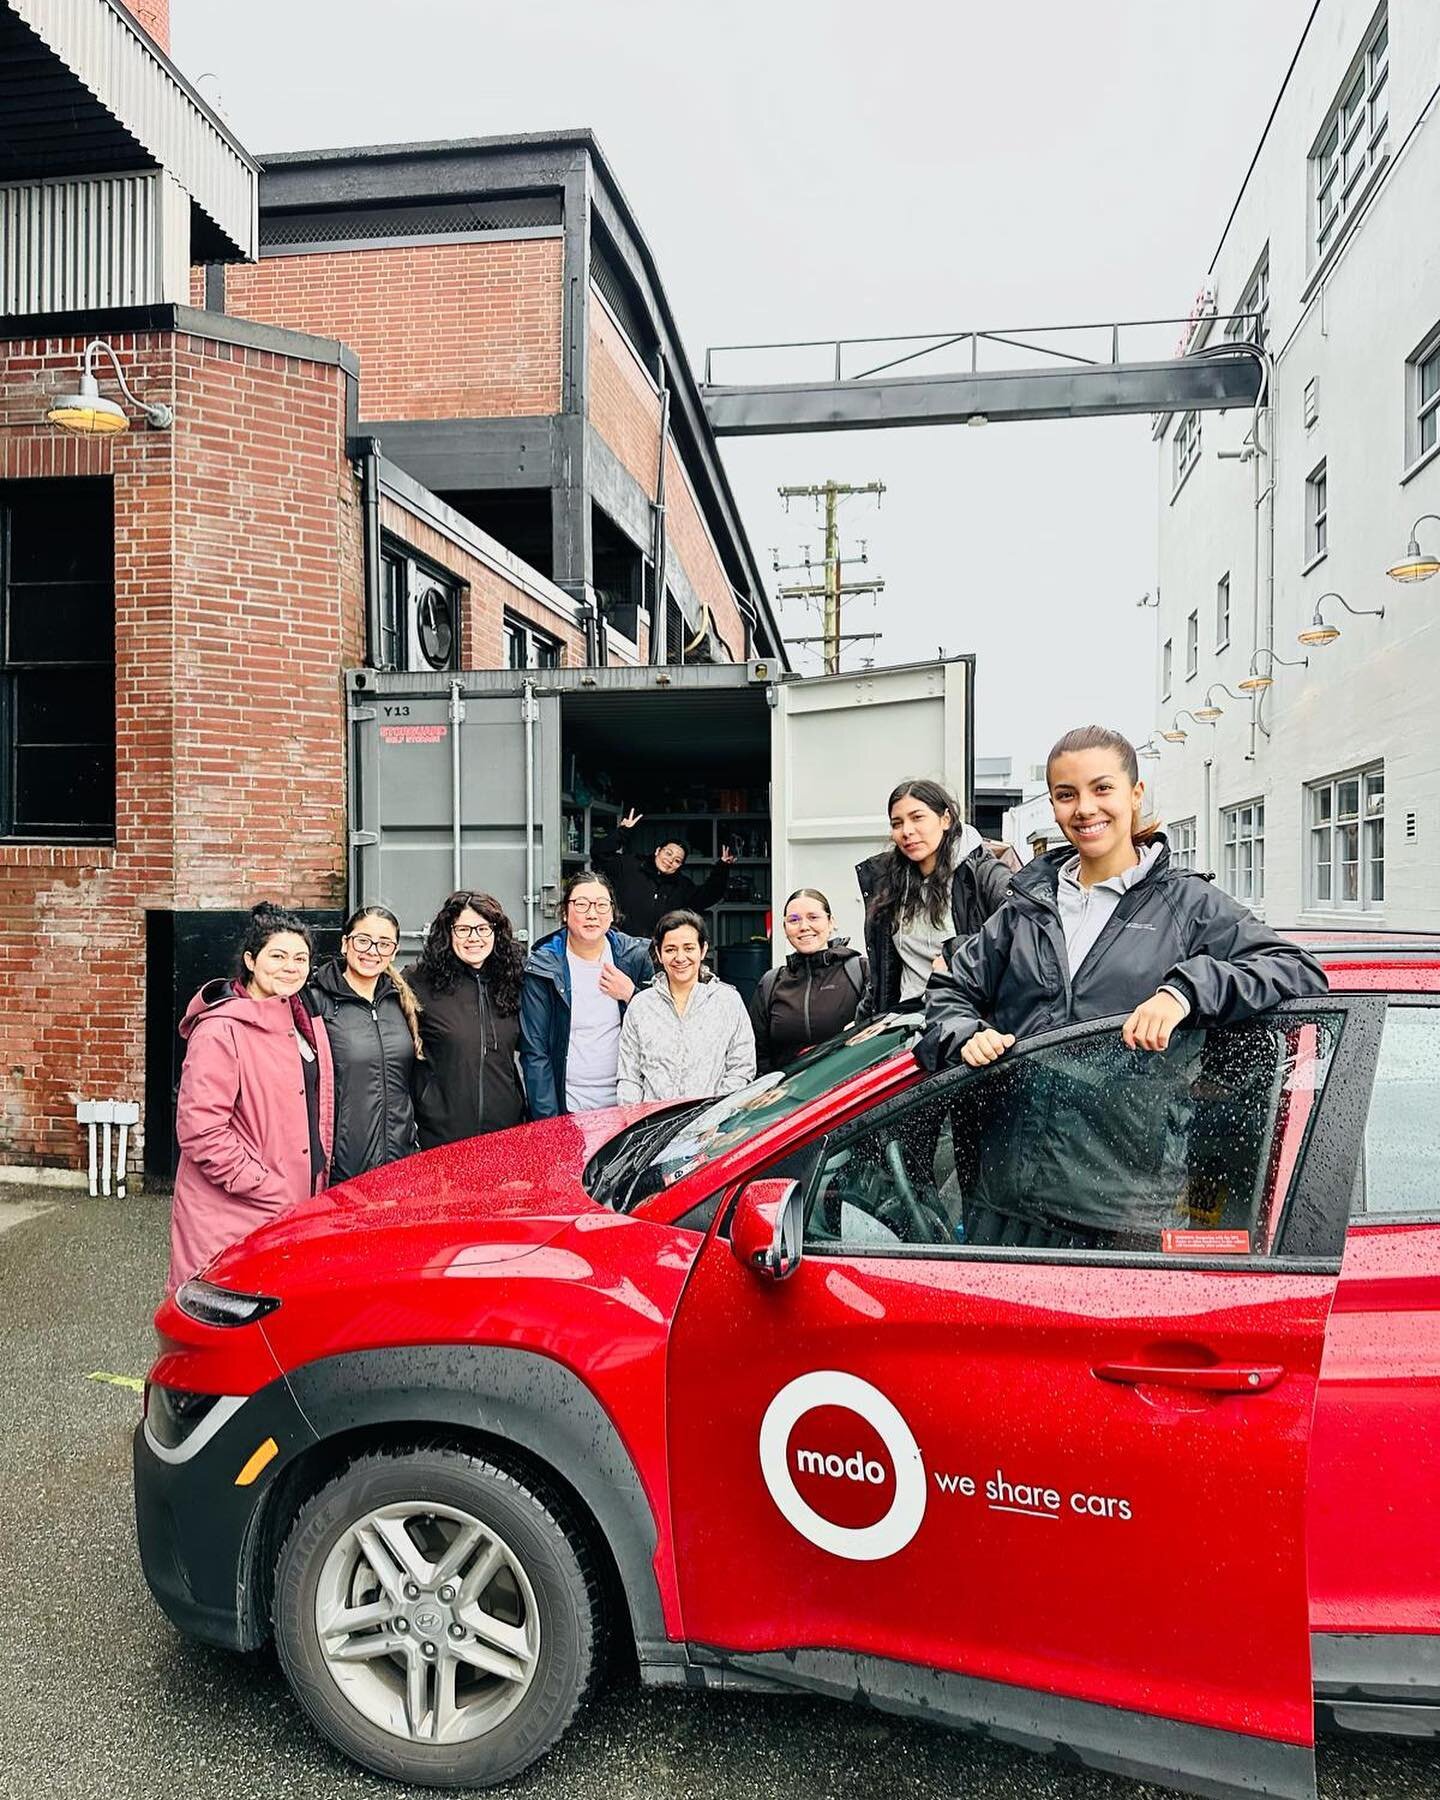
[168,722,1325,1286]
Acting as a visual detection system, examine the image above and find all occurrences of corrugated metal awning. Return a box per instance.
[5,0,257,261]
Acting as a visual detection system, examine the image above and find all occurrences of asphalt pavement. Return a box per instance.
[0,1185,1434,1800]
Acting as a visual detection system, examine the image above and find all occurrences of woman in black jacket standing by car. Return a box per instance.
[856,778,1011,1017]
[404,891,527,1147]
[750,888,868,1072]
[306,906,422,1184]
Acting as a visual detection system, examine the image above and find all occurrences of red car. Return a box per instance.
[134,936,1440,1800]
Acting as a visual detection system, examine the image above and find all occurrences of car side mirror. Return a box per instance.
[730,1178,803,1281]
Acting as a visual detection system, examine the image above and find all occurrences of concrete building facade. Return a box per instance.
[1150,0,1440,929]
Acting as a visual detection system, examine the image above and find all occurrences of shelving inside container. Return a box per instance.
[557,683,773,962]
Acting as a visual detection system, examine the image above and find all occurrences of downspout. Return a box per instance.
[522,679,538,947]
[358,436,385,667]
[651,367,671,665]
[1202,756,1214,875]
[449,679,465,890]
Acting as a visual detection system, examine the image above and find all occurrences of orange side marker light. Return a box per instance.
[235,1437,279,1487]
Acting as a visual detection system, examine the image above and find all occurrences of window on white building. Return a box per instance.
[1309,764,1384,909]
[1407,324,1440,466]
[1169,817,1197,871]
[1161,637,1173,701]
[1173,411,1201,490]
[1216,573,1230,649]
[1312,8,1388,265]
[1222,799,1265,905]
[1306,460,1327,563]
[1225,254,1269,352]
[1185,610,1199,679]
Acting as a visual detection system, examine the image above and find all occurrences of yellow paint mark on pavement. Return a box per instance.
[87,1371,145,1393]
[235,1437,278,1486]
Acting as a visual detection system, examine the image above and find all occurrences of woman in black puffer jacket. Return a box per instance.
[403,890,527,1147]
[751,888,868,1073]
[306,905,421,1184]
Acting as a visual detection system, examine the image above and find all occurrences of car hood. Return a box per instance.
[203,1105,669,1292]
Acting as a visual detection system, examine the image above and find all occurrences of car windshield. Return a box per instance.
[609,1016,919,1212]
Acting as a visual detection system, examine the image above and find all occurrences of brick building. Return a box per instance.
[0,1,782,1177]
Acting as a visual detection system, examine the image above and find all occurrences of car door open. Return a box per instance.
[665,998,1385,1800]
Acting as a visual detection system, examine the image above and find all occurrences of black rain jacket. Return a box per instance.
[750,939,868,1073]
[913,838,1330,1234]
[306,959,419,1184]
[857,841,1012,1018]
[404,962,526,1148]
[598,826,730,938]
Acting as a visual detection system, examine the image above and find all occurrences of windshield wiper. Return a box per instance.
[588,1102,707,1210]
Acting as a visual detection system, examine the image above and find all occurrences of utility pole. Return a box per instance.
[773,479,885,674]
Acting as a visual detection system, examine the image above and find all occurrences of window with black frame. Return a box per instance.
[0,478,115,841]
[805,1014,1343,1258]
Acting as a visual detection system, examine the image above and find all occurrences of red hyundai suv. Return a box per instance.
[134,938,1440,1800]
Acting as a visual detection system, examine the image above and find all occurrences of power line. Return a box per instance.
[772,479,885,675]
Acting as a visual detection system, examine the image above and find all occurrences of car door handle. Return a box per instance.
[1093,1362,1285,1394]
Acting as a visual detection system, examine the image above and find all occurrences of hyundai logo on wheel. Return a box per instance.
[758,1371,926,1561]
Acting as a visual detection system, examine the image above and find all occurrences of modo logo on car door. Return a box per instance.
[759,1371,927,1561]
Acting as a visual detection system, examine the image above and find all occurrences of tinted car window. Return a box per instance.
[1359,1005,1440,1217]
[807,1015,1341,1257]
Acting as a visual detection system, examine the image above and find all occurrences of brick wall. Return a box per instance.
[379,493,588,670]
[588,295,747,660]
[222,239,565,421]
[0,326,360,1168]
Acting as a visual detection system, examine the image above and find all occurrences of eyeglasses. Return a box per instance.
[569,900,613,916]
[453,922,495,940]
[347,934,397,955]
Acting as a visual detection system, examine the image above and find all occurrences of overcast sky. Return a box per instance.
[174,0,1314,782]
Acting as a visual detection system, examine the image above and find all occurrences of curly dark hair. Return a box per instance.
[411,891,524,1014]
[866,779,966,931]
[235,902,314,977]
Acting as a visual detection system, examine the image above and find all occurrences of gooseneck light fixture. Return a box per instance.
[1386,514,1440,583]
[1298,591,1385,647]
[1137,736,1162,760]
[1159,710,1207,744]
[1193,683,1246,722]
[45,339,173,436]
[1237,646,1308,693]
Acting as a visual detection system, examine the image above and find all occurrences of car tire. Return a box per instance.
[272,1444,602,1788]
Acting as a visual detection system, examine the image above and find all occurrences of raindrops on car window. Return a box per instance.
[1362,1007,1440,1216]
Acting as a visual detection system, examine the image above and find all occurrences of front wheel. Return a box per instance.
[273,1446,602,1787]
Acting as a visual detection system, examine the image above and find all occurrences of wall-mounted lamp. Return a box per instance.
[1137,736,1162,760]
[1136,590,1160,609]
[1159,710,1207,743]
[1237,646,1308,693]
[1386,514,1440,583]
[1298,590,1384,647]
[45,339,173,435]
[1192,684,1246,721]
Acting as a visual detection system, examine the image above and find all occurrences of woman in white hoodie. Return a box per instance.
[616,910,756,1103]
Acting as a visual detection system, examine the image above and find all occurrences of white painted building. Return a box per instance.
[1150,0,1440,929]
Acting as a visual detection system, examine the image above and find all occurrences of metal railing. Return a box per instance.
[703,314,1264,388]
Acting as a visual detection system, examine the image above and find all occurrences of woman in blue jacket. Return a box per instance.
[519,870,653,1118]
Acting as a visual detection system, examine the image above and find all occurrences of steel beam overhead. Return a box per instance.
[702,354,1263,436]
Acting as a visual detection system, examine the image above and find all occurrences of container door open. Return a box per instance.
[348,672,562,951]
[770,658,971,952]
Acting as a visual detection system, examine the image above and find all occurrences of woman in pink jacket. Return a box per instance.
[168,904,335,1292]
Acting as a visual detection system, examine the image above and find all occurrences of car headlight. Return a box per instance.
[174,1277,280,1326]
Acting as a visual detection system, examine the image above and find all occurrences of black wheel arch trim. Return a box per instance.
[277,1344,667,1647]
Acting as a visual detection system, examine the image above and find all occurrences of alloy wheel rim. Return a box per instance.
[314,1500,541,1744]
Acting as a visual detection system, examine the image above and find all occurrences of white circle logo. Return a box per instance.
[758,1370,927,1562]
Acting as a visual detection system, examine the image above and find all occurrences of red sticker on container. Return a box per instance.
[1161,1229,1251,1255]
[379,724,448,744]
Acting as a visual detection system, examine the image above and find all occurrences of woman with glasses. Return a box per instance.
[170,903,334,1291]
[749,888,868,1073]
[403,891,527,1147]
[520,870,653,1118]
[306,905,423,1183]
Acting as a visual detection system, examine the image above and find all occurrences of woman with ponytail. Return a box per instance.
[170,903,335,1291]
[856,778,1012,1017]
[305,904,422,1183]
[917,726,1327,1246]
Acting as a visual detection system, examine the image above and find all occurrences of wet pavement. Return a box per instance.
[0,1185,1434,1800]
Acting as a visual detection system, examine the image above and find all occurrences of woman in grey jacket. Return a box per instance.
[918,724,1327,1249]
[617,911,756,1103]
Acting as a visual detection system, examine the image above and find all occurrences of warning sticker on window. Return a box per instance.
[379,725,448,744]
[1161,1229,1251,1255]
